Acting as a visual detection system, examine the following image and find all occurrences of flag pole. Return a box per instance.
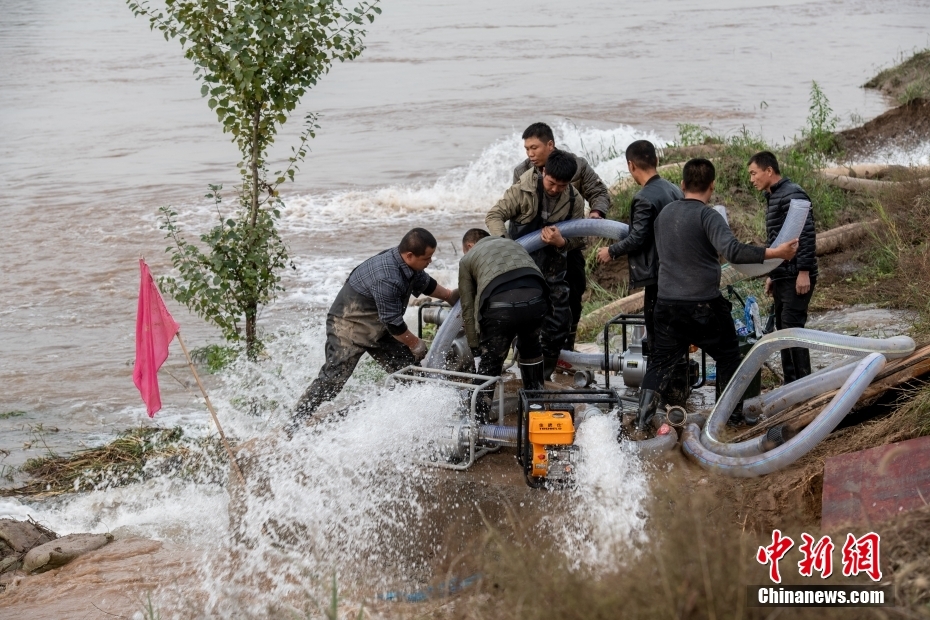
[175,331,246,486]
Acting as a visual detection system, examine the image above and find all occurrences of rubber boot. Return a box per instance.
[543,356,560,382]
[564,326,578,352]
[634,389,658,432]
[474,388,493,425]
[519,356,545,392]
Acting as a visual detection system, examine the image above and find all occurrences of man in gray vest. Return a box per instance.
[513,122,611,351]
[748,150,818,384]
[596,139,683,355]
[288,228,458,436]
[459,229,548,417]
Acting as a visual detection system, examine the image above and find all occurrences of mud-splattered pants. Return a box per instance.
[292,284,414,422]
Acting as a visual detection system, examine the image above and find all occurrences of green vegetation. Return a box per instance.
[1,427,228,497]
[0,411,26,420]
[823,182,930,334]
[190,343,239,373]
[127,0,381,358]
[865,48,930,105]
[594,83,859,266]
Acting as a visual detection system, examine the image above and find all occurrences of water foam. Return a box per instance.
[152,121,666,237]
[557,414,650,573]
[3,122,662,613]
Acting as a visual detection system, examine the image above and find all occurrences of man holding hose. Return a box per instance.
[512,122,611,352]
[458,228,548,420]
[635,159,798,430]
[287,228,458,436]
[487,149,586,380]
[748,150,818,384]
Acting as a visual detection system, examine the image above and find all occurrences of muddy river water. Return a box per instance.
[1,0,929,613]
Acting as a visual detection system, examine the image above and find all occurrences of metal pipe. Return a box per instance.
[558,350,622,373]
[476,424,519,446]
[682,353,886,477]
[421,306,452,326]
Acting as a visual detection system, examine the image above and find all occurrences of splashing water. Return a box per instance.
[557,414,650,573]
[153,121,666,238]
[1,122,661,615]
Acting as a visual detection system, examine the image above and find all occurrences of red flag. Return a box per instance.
[133,259,179,417]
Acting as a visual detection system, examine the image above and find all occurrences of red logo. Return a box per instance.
[757,529,794,584]
[841,533,882,582]
[798,533,834,579]
[758,531,882,583]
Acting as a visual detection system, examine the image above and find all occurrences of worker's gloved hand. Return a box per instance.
[447,288,460,306]
[410,338,429,363]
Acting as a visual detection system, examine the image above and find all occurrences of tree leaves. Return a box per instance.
[131,0,380,357]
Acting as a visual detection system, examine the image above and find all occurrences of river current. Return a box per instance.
[1,0,929,612]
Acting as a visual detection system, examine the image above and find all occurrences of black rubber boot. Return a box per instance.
[543,356,560,382]
[564,325,578,352]
[519,356,545,392]
[634,389,658,432]
[474,389,493,425]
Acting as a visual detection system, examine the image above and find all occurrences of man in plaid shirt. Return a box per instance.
[288,228,458,436]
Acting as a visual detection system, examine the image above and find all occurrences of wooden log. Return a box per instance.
[817,172,895,193]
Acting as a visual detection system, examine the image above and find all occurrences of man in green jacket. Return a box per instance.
[513,122,611,351]
[459,229,548,408]
[486,149,585,378]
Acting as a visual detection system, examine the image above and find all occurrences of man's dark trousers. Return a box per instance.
[567,248,586,331]
[530,247,572,359]
[476,301,546,378]
[773,277,815,383]
[642,283,658,355]
[641,296,742,403]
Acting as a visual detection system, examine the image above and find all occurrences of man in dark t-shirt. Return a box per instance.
[634,159,798,430]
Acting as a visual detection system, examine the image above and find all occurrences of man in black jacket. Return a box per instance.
[513,122,611,351]
[634,159,798,430]
[596,140,683,354]
[748,151,818,383]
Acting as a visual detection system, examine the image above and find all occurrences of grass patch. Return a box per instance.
[865,47,930,104]
[0,411,26,420]
[831,182,930,334]
[1,427,228,497]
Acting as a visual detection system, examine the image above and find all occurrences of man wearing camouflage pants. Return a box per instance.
[287,228,458,436]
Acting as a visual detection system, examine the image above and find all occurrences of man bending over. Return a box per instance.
[288,228,458,436]
[459,228,548,419]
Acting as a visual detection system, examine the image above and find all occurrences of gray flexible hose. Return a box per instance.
[621,429,679,455]
[424,220,630,369]
[701,329,913,458]
[742,360,859,421]
[730,200,810,277]
[682,353,886,477]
